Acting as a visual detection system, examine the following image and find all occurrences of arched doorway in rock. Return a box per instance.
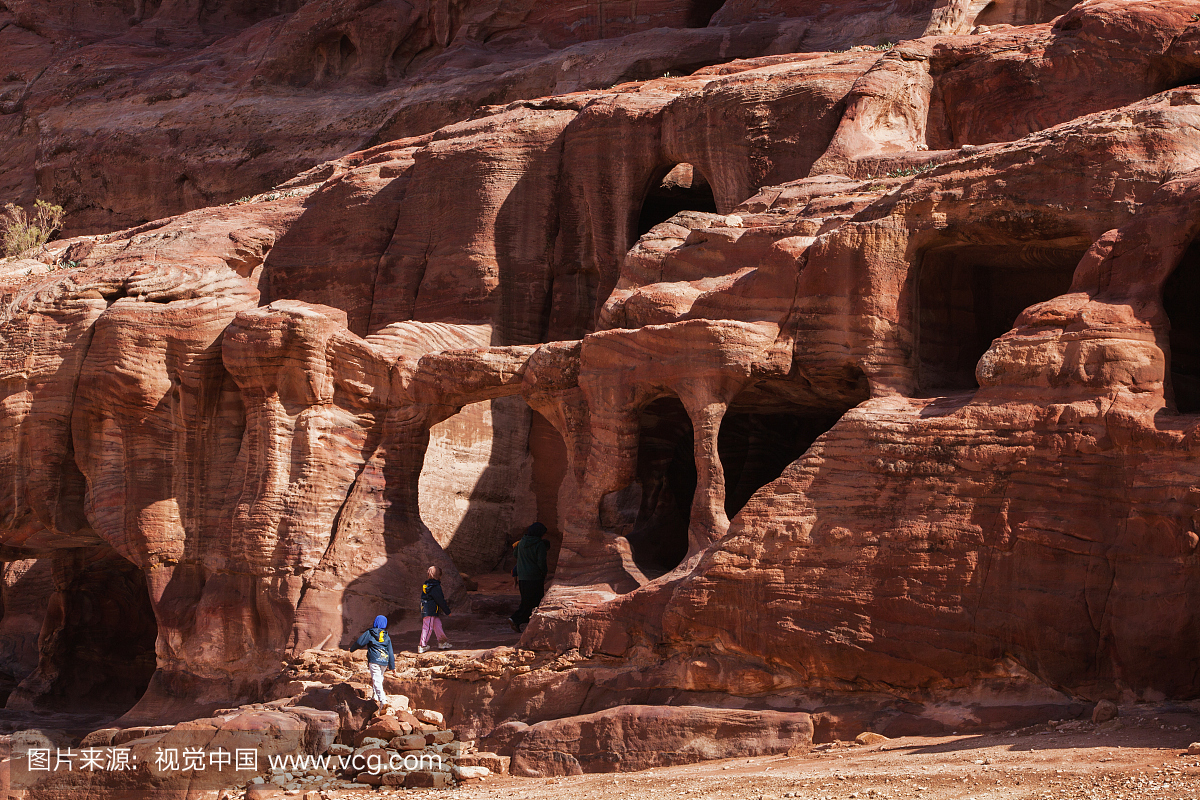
[418,397,569,577]
[635,163,718,239]
[608,386,864,580]
[915,243,1084,392]
[1163,237,1200,413]
[4,547,157,715]
[972,0,1080,28]
[601,395,696,579]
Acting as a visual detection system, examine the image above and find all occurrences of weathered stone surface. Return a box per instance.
[507,705,814,775]
[404,769,451,788]
[5,0,1200,782]
[294,682,380,745]
[453,752,510,774]
[0,559,52,690]
[0,0,945,236]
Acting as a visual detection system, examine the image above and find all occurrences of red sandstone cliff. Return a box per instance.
[0,0,976,236]
[1,0,1199,762]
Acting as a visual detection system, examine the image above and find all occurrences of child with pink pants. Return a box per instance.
[418,566,452,653]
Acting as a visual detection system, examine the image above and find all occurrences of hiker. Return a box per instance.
[419,566,453,654]
[350,614,394,705]
[509,522,550,633]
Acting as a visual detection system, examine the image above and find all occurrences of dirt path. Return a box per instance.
[456,717,1200,800]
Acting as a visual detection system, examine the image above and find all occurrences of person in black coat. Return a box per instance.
[510,522,550,632]
[418,566,452,653]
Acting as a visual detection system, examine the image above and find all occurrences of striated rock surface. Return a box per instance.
[3,0,1200,775]
[0,0,1015,236]
[504,705,813,776]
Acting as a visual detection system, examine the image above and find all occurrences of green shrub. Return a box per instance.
[1,200,64,257]
[2,200,64,256]
[884,162,938,179]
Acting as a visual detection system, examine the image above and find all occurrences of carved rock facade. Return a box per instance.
[0,0,1198,740]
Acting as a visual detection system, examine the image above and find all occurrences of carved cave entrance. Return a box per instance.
[971,0,1080,28]
[419,398,568,579]
[615,395,848,579]
[685,0,726,27]
[636,163,718,238]
[312,34,358,84]
[916,244,1082,392]
[1164,237,1200,413]
[0,548,158,714]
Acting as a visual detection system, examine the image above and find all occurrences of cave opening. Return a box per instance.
[685,0,725,27]
[5,548,158,715]
[614,392,852,579]
[916,244,1082,392]
[312,33,358,83]
[337,35,358,76]
[718,408,845,519]
[635,163,718,238]
[615,396,696,579]
[419,397,569,585]
[1164,237,1200,413]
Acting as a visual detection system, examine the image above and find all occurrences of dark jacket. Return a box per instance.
[514,532,550,581]
[352,626,395,670]
[421,578,450,617]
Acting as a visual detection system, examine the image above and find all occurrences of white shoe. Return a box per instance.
[437,641,453,650]
[417,645,428,654]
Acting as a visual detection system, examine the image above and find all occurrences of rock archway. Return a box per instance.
[1164,237,1200,414]
[916,244,1084,392]
[6,547,157,714]
[636,164,718,238]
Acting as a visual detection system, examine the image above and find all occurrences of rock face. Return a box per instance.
[0,0,983,237]
[1,0,1200,766]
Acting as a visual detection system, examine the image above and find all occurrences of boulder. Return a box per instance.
[415,709,445,727]
[453,753,510,775]
[1092,701,1118,724]
[382,770,408,785]
[355,715,411,746]
[509,706,813,776]
[391,734,428,752]
[452,764,491,781]
[855,732,889,746]
[405,770,452,789]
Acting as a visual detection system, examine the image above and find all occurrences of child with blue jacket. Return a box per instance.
[418,566,452,654]
[351,614,395,705]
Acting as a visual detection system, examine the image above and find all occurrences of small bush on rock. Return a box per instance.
[2,200,64,257]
